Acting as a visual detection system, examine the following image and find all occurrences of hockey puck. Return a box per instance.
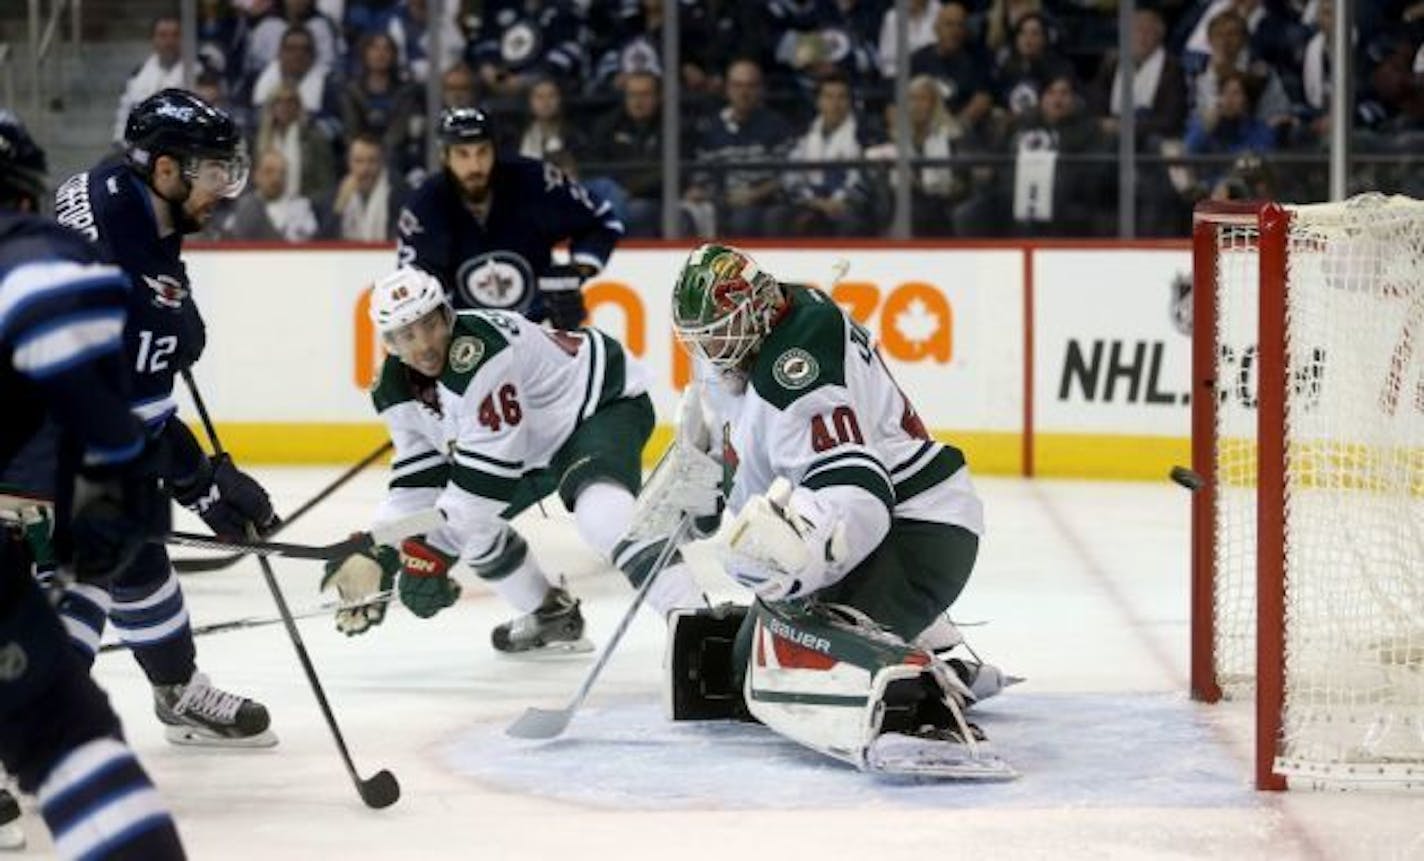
[359,769,401,809]
[1169,466,1205,491]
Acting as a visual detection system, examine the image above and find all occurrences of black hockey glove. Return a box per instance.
[537,264,588,330]
[172,454,279,539]
[68,447,171,583]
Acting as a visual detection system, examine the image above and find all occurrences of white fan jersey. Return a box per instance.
[702,285,983,574]
[370,310,648,557]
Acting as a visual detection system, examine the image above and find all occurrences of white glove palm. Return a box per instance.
[721,478,848,601]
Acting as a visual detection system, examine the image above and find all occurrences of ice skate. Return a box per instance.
[0,787,24,851]
[153,671,277,748]
[491,587,593,656]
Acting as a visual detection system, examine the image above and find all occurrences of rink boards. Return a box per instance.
[179,241,1195,479]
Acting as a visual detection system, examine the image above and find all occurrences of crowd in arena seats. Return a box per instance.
[110,0,1424,240]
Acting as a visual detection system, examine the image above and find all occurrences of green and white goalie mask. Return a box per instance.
[671,244,783,373]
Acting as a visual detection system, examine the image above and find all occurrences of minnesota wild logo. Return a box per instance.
[449,336,484,373]
[773,348,819,390]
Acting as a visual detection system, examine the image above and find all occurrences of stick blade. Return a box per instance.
[358,769,401,809]
[505,706,573,740]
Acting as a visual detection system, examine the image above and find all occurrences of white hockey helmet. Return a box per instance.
[368,267,449,336]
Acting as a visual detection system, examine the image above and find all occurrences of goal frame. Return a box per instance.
[1190,199,1289,791]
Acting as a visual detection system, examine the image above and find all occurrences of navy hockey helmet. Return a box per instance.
[124,88,249,198]
[0,109,47,207]
[437,107,494,147]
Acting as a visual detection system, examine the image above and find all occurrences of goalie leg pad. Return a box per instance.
[665,603,752,721]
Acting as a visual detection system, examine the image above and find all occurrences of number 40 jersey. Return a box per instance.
[705,285,985,568]
[370,310,649,555]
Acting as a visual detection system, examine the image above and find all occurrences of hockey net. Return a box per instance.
[1192,195,1424,790]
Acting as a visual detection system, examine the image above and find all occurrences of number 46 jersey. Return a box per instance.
[708,285,984,565]
[370,310,650,555]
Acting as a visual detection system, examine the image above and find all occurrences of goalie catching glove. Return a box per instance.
[397,536,462,618]
[172,454,278,539]
[721,477,849,601]
[320,538,400,635]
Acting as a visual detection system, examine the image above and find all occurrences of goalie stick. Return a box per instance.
[506,514,694,740]
[183,370,401,810]
[173,440,393,573]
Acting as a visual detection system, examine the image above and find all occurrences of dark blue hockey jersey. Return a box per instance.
[395,155,623,316]
[0,211,144,474]
[53,160,205,436]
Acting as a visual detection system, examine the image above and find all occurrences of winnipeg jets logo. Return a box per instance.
[142,273,188,308]
[456,251,533,311]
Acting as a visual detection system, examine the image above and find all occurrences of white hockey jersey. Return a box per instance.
[370,310,649,558]
[703,285,983,581]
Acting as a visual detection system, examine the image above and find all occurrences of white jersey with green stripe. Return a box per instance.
[704,285,983,575]
[370,310,648,557]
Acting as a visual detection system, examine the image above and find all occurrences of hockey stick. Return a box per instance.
[506,513,693,740]
[173,440,393,573]
[97,591,394,652]
[182,369,401,809]
[162,511,437,561]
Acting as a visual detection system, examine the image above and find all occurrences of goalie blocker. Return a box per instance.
[666,601,1016,779]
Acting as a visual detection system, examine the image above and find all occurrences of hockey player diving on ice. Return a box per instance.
[649,243,1019,778]
[319,267,705,653]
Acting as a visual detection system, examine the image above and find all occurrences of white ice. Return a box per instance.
[10,471,1424,859]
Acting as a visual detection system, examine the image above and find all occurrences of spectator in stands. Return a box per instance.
[592,0,726,97]
[442,61,479,108]
[764,0,880,98]
[982,0,1060,64]
[1300,0,1334,139]
[252,26,344,139]
[341,31,422,171]
[319,133,409,239]
[1179,0,1304,78]
[198,0,248,90]
[223,147,322,241]
[785,72,875,236]
[588,70,664,237]
[193,68,255,142]
[878,0,942,78]
[517,78,589,161]
[470,0,583,97]
[1089,7,1187,146]
[1003,74,1111,236]
[867,74,966,236]
[1185,71,1275,190]
[113,15,185,143]
[996,12,1076,116]
[247,0,344,77]
[1191,11,1294,137]
[685,57,796,238]
[908,2,994,135]
[257,82,339,200]
[388,0,466,83]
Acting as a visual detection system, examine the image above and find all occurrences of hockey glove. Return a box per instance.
[173,454,279,539]
[320,539,399,635]
[720,478,849,601]
[537,264,588,330]
[397,536,462,618]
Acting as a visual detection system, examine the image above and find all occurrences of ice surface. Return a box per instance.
[10,472,1424,859]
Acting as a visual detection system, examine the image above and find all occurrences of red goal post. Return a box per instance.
[1192,196,1424,792]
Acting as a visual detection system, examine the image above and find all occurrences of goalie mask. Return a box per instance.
[671,244,784,372]
[369,267,453,377]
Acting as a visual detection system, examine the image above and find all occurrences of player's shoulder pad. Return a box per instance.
[750,283,848,411]
[370,353,415,412]
[439,311,512,395]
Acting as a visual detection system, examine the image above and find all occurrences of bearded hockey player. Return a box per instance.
[651,244,1016,779]
[1,110,186,859]
[40,89,279,747]
[320,267,703,653]
[395,107,622,330]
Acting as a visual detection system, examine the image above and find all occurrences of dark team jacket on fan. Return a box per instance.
[395,155,623,318]
[52,160,209,484]
[0,211,144,476]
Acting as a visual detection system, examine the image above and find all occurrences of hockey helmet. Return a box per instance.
[369,267,450,336]
[437,107,494,147]
[0,110,46,207]
[672,244,784,372]
[124,88,249,198]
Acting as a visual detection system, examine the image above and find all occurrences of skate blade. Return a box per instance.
[864,733,1019,781]
[0,823,24,851]
[495,637,595,660]
[164,725,279,748]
